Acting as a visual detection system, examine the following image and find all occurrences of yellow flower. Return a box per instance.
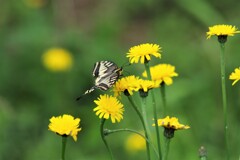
[125,133,146,153]
[126,43,161,64]
[142,64,178,85]
[113,75,140,97]
[48,114,81,141]
[42,48,73,72]
[153,116,189,139]
[229,67,240,86]
[93,94,124,123]
[138,79,160,92]
[206,24,240,39]
[154,116,190,130]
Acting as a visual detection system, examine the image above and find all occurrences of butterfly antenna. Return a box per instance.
[76,86,96,101]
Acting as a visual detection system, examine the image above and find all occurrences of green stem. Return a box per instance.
[141,97,152,140]
[61,136,67,160]
[144,62,162,160]
[100,119,113,160]
[160,83,167,116]
[127,96,151,160]
[106,128,159,158]
[219,42,229,160]
[163,138,170,160]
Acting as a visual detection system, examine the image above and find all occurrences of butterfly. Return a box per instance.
[76,61,122,100]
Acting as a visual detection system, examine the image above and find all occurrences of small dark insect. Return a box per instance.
[76,61,122,100]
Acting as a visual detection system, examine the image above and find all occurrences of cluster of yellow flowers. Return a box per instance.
[93,43,183,125]
[47,43,188,144]
[47,24,240,157]
[112,64,178,97]
[113,75,160,97]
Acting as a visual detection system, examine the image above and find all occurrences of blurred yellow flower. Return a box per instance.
[42,48,73,72]
[206,24,240,39]
[229,67,240,86]
[93,94,124,123]
[153,116,190,130]
[23,0,46,8]
[125,133,146,153]
[126,43,161,64]
[48,114,81,141]
[142,64,178,85]
[113,75,140,97]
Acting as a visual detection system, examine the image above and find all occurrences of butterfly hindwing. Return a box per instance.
[94,70,121,90]
[76,86,98,100]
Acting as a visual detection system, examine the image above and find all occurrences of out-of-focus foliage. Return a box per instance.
[0,0,240,159]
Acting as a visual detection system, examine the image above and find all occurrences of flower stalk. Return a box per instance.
[160,83,167,116]
[163,138,170,160]
[100,119,113,160]
[61,136,67,160]
[105,128,159,158]
[141,97,152,140]
[144,62,162,160]
[219,42,229,160]
[206,24,240,160]
[127,96,151,160]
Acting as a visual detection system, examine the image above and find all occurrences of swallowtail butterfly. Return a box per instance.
[76,61,122,100]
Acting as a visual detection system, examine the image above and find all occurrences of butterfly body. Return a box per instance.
[76,61,122,100]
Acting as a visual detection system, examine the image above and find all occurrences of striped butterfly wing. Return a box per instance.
[76,61,121,100]
[94,69,121,90]
[95,61,122,90]
[76,86,96,100]
[92,61,117,77]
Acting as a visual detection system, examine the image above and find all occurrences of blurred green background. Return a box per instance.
[1,0,240,159]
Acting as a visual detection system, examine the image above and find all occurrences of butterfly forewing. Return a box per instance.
[92,62,101,77]
[92,61,117,77]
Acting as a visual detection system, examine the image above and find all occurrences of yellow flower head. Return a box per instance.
[93,94,124,123]
[42,48,73,72]
[126,43,161,64]
[113,75,140,97]
[125,133,146,153]
[138,79,160,92]
[142,64,178,85]
[229,67,240,86]
[48,114,81,141]
[153,116,190,130]
[206,24,240,39]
